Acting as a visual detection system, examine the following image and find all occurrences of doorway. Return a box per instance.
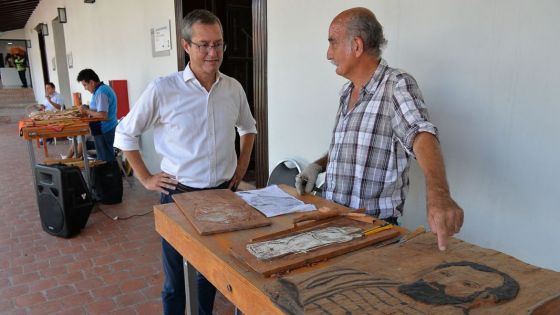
[35,24,49,86]
[0,39,31,88]
[175,0,269,187]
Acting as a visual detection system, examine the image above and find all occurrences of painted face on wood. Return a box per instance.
[267,262,520,315]
[398,261,519,306]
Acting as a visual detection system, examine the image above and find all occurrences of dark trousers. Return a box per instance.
[93,127,116,162]
[160,181,230,315]
[18,70,27,87]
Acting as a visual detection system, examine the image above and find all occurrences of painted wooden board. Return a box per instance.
[265,233,560,315]
[231,216,400,277]
[172,189,271,235]
[154,191,560,315]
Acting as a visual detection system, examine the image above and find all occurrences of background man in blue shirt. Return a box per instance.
[77,68,118,162]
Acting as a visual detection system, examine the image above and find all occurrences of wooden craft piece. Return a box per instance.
[292,207,371,227]
[231,216,400,277]
[172,189,271,235]
[247,226,363,260]
[265,233,560,314]
[267,263,519,315]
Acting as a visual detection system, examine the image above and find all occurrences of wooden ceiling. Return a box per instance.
[0,0,40,32]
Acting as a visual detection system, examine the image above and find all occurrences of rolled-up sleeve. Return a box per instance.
[114,81,160,151]
[391,73,438,157]
[235,84,257,136]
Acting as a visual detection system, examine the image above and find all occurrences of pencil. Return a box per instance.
[363,224,394,236]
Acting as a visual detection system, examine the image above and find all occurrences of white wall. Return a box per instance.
[268,0,560,271]
[25,0,177,172]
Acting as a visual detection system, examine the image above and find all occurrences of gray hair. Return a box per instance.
[181,9,222,42]
[345,8,387,57]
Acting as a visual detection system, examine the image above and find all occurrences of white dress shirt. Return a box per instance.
[43,92,64,111]
[114,64,257,188]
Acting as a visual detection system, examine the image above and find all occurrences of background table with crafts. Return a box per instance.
[154,184,560,315]
[18,108,105,190]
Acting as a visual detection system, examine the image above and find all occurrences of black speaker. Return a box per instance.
[91,160,123,204]
[35,164,94,238]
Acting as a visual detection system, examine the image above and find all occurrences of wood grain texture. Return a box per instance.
[265,233,560,315]
[154,203,285,315]
[155,184,560,315]
[172,189,271,235]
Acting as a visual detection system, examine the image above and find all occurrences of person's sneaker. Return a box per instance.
[60,154,68,159]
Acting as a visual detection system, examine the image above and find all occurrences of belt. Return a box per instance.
[169,180,232,194]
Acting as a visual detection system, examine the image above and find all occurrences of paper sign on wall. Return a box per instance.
[151,20,172,57]
[154,25,170,52]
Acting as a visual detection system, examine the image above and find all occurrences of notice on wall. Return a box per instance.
[154,26,170,52]
[151,20,172,57]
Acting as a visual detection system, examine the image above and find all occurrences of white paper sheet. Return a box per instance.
[236,185,316,217]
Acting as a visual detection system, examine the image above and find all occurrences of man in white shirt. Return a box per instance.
[40,82,64,111]
[114,9,257,315]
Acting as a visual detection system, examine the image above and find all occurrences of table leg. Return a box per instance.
[184,260,199,315]
[81,135,91,188]
[42,138,49,157]
[27,139,38,196]
[72,136,78,158]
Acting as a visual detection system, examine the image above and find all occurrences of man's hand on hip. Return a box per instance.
[229,162,249,191]
[427,194,464,251]
[295,163,323,195]
[141,172,178,194]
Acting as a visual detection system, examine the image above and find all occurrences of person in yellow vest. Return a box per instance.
[14,53,28,88]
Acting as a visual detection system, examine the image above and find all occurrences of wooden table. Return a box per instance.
[154,186,403,314]
[19,117,101,191]
[154,186,560,315]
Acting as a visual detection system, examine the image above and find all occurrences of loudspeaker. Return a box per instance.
[91,160,123,204]
[35,164,93,238]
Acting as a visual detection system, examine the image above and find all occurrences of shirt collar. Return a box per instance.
[342,58,388,97]
[340,58,388,114]
[363,58,388,93]
[182,63,223,83]
[93,82,104,93]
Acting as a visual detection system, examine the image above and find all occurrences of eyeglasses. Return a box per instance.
[189,41,227,54]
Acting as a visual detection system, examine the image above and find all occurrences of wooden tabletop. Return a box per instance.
[18,117,104,140]
[154,186,404,315]
[154,186,560,315]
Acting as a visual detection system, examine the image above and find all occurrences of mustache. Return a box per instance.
[329,59,337,66]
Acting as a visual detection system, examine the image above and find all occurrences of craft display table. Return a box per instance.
[19,117,102,191]
[154,186,560,315]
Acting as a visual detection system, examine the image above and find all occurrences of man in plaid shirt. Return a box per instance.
[296,7,463,251]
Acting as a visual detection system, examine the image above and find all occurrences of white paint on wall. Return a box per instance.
[25,0,176,173]
[268,0,560,271]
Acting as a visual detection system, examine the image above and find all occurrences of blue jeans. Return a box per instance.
[160,181,230,315]
[93,127,116,161]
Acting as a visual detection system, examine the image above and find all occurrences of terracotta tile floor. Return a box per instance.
[0,123,235,314]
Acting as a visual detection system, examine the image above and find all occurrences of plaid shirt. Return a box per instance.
[324,59,438,219]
